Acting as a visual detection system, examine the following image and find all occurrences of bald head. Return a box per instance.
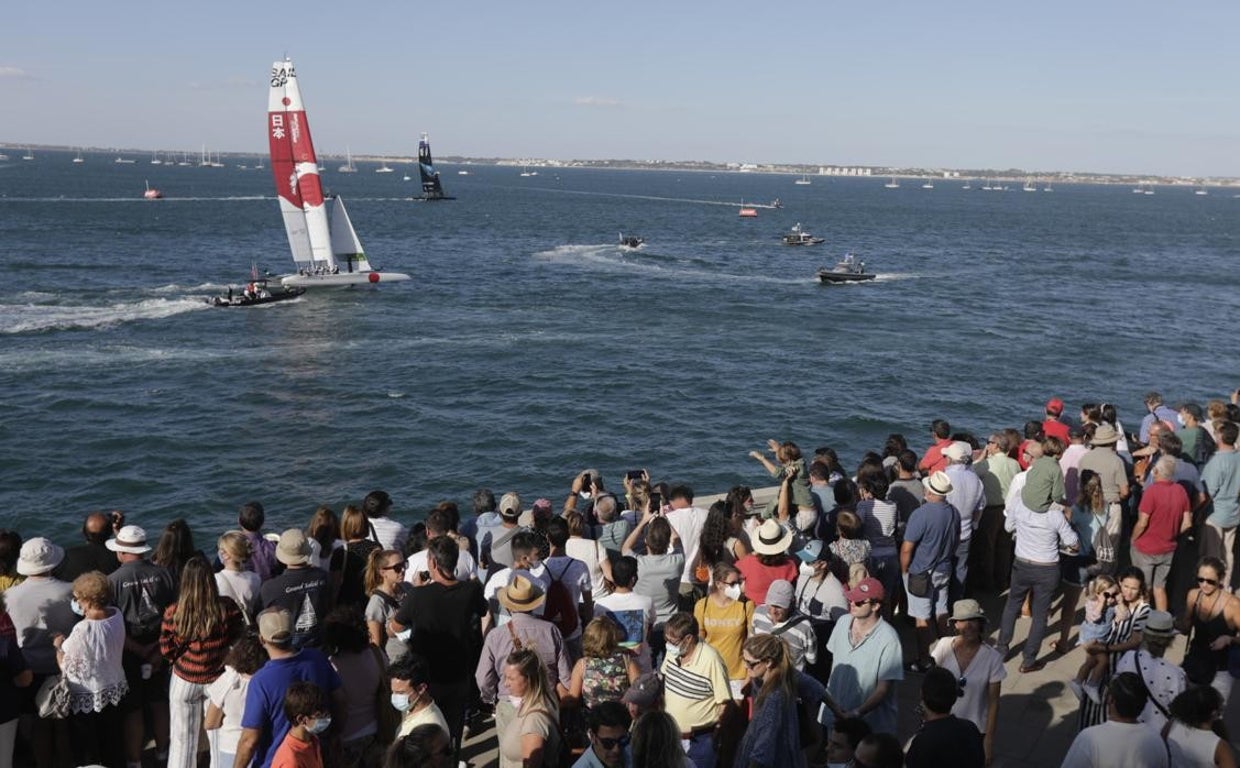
[83,513,111,544]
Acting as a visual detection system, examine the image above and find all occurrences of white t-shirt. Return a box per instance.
[565,537,611,597]
[405,547,478,583]
[543,555,593,640]
[206,666,252,756]
[594,591,655,673]
[484,565,550,625]
[929,638,1007,733]
[664,505,708,585]
[369,517,409,553]
[215,569,262,623]
[1060,720,1169,768]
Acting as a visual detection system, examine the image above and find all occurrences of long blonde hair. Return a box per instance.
[506,648,557,717]
[172,555,226,638]
[743,634,796,708]
[1085,574,1117,601]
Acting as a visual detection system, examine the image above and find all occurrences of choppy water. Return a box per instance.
[2,152,1237,542]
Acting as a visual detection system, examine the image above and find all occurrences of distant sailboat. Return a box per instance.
[1043,182,1054,192]
[884,177,900,188]
[375,159,394,173]
[143,180,164,200]
[1194,188,1209,196]
[922,179,934,189]
[1023,178,1037,192]
[22,147,34,161]
[794,174,812,185]
[414,132,455,200]
[337,146,357,173]
[150,152,163,165]
[266,57,410,288]
[73,149,84,164]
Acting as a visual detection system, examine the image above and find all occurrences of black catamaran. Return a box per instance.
[414,132,456,201]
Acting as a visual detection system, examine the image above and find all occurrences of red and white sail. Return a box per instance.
[268,59,334,270]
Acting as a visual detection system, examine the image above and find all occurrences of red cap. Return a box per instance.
[1046,397,1064,416]
[845,577,885,603]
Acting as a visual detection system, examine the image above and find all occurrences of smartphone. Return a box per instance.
[626,469,644,482]
[649,492,663,512]
[419,571,431,582]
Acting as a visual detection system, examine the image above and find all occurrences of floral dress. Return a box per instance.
[581,652,629,710]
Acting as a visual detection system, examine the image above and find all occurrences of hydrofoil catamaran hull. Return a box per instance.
[280,271,411,288]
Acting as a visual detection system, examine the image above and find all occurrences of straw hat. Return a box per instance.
[1092,424,1120,445]
[752,519,794,556]
[497,574,546,613]
[922,471,953,496]
[949,599,986,623]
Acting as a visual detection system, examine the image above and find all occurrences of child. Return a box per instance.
[1069,575,1123,703]
[271,681,330,768]
[1021,437,1067,513]
[750,439,815,522]
[828,510,872,575]
[205,634,267,768]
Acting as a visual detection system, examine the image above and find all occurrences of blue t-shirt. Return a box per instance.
[241,647,342,768]
[1202,450,1240,529]
[903,501,960,574]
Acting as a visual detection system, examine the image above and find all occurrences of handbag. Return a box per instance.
[35,674,72,719]
[907,570,931,598]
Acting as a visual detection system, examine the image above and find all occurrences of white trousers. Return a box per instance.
[167,673,207,768]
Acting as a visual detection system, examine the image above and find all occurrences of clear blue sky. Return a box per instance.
[4,1,1237,177]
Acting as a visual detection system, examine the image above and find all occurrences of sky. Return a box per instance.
[3,1,1238,177]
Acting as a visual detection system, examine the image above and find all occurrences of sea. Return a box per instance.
[2,151,1238,543]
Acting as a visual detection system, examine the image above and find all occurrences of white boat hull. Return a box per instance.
[279,271,411,288]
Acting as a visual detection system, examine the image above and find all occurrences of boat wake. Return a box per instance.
[532,244,807,286]
[519,187,778,209]
[0,296,210,334]
[0,196,270,203]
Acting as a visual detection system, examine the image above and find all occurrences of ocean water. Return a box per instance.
[2,152,1238,542]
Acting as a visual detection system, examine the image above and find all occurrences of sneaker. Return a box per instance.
[1019,660,1046,673]
[1068,680,1084,700]
[1083,681,1101,704]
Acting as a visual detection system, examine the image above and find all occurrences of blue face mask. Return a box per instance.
[70,599,85,617]
[306,716,331,735]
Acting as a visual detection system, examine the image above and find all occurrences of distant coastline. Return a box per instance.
[2,142,1235,188]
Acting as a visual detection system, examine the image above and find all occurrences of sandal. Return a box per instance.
[1051,640,1071,655]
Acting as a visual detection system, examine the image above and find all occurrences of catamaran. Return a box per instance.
[267,58,410,288]
[414,132,455,200]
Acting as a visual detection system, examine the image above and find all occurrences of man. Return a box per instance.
[593,555,655,673]
[1059,426,1090,506]
[459,488,499,558]
[1131,456,1191,612]
[482,531,549,630]
[391,536,487,751]
[918,419,953,475]
[660,612,734,768]
[364,489,408,553]
[390,653,450,738]
[1077,423,1130,537]
[941,441,985,601]
[663,485,709,608]
[475,575,572,738]
[972,433,1020,591]
[1201,421,1240,589]
[821,578,903,737]
[751,579,816,671]
[55,510,124,580]
[887,449,925,524]
[260,529,332,649]
[572,701,632,768]
[1139,391,1180,445]
[1177,402,1216,468]
[479,491,526,578]
[996,464,1079,674]
[232,608,345,768]
[620,672,663,721]
[904,668,985,768]
[900,471,960,671]
[407,508,478,583]
[1042,397,1071,445]
[238,501,279,581]
[107,524,177,768]
[543,516,593,659]
[1060,672,1169,768]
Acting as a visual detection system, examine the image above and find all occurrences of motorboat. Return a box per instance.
[738,201,758,217]
[618,233,645,249]
[816,253,876,284]
[782,223,825,246]
[208,279,305,307]
[143,180,163,200]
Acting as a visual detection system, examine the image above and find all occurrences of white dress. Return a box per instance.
[60,607,128,713]
[929,638,1007,734]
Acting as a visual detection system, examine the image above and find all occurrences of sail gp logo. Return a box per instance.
[270,63,294,88]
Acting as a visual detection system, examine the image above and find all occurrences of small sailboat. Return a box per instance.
[375,159,394,173]
[414,132,455,200]
[794,174,812,185]
[267,58,410,288]
[337,146,357,173]
[1043,183,1053,192]
[22,147,34,161]
[1023,178,1037,192]
[457,170,470,175]
[150,152,163,165]
[884,177,900,188]
[73,149,85,164]
[922,178,934,189]
[1195,188,1209,196]
[143,180,163,200]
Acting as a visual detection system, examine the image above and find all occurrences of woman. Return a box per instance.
[53,571,128,768]
[693,562,754,694]
[1165,685,1237,768]
[0,593,33,768]
[1114,610,1184,732]
[929,599,1005,766]
[152,518,202,587]
[735,519,798,607]
[0,530,23,592]
[215,531,261,624]
[564,511,614,599]
[1176,556,1240,704]
[306,505,342,571]
[736,633,826,768]
[631,711,693,768]
[623,514,684,641]
[1054,471,1109,654]
[721,488,755,558]
[1079,567,1151,728]
[205,634,267,768]
[324,606,386,762]
[856,473,900,610]
[364,549,412,663]
[499,648,560,768]
[160,555,245,768]
[567,617,639,710]
[692,502,741,589]
[334,505,381,608]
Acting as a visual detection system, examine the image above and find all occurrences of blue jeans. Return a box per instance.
[997,558,1059,665]
[685,730,716,768]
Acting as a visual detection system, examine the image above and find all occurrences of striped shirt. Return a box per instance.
[159,598,245,684]
[660,640,731,732]
[752,607,818,671]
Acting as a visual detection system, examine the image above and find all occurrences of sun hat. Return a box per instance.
[766,579,795,609]
[105,525,151,555]
[1046,397,1065,416]
[497,574,546,613]
[257,608,293,645]
[751,519,794,556]
[499,491,523,519]
[275,528,311,566]
[922,471,953,496]
[1091,424,1120,446]
[844,577,885,603]
[1143,610,1175,637]
[621,673,662,708]
[942,441,972,463]
[796,540,823,563]
[16,537,65,576]
[948,598,986,623]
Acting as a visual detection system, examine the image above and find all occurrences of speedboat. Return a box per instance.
[782,223,825,246]
[816,254,876,284]
[619,233,645,249]
[207,279,305,307]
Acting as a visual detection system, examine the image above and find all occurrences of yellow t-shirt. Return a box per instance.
[693,597,754,680]
[661,640,731,732]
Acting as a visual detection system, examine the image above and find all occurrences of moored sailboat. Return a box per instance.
[267,58,410,288]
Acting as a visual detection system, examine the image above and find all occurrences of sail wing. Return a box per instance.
[268,59,335,269]
[328,196,371,273]
[418,132,446,199]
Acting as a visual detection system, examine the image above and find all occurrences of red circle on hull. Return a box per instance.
[368,272,380,283]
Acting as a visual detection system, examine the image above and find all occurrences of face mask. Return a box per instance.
[390,693,411,712]
[306,716,331,735]
[507,695,523,709]
[1177,414,1186,426]
[527,559,542,571]
[70,599,85,617]
[395,628,412,643]
[665,642,682,661]
[724,584,742,601]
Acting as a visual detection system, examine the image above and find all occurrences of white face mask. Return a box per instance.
[507,695,523,709]
[395,628,412,643]
[527,558,542,571]
[828,763,848,768]
[390,693,412,712]
[1177,414,1186,426]
[724,584,743,601]
[665,642,682,661]
[306,716,331,735]
[70,599,85,617]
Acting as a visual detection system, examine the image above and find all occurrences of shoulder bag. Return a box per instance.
[36,673,72,719]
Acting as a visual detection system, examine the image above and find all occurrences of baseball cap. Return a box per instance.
[845,577,885,603]
[257,608,293,645]
[621,673,662,709]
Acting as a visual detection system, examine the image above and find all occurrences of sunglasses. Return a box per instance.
[384,563,407,572]
[852,599,877,607]
[1197,577,1220,586]
[742,658,766,668]
[596,735,631,750]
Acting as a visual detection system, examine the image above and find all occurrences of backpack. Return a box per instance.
[544,560,580,637]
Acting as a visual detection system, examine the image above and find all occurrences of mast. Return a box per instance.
[267,58,335,270]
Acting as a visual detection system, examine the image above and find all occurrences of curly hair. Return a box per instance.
[698,502,733,568]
